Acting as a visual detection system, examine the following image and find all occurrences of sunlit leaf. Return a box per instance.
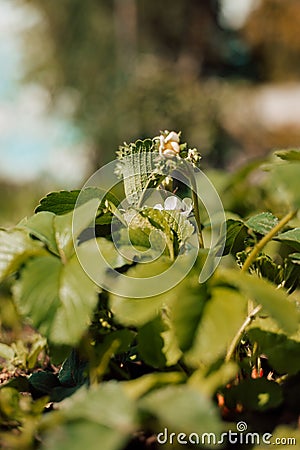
[0,343,14,361]
[12,254,99,345]
[109,258,172,326]
[220,269,299,334]
[275,228,300,252]
[41,382,137,450]
[110,295,165,327]
[269,162,300,209]
[185,287,247,367]
[55,199,100,260]
[20,212,59,255]
[21,199,100,262]
[188,362,238,396]
[137,316,167,369]
[171,283,209,352]
[0,229,45,282]
[42,422,127,450]
[140,385,222,436]
[122,372,185,400]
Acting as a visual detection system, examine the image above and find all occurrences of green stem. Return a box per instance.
[226,209,297,362]
[225,304,262,363]
[242,209,297,273]
[187,166,204,249]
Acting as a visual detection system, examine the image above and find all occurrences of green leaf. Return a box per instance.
[0,387,23,420]
[119,210,156,249]
[55,198,100,261]
[0,229,45,282]
[269,162,300,209]
[137,316,167,369]
[97,329,136,357]
[110,294,165,327]
[0,375,30,392]
[188,362,238,396]
[116,138,164,207]
[109,258,172,326]
[88,330,136,380]
[222,219,248,256]
[223,378,283,412]
[252,254,283,284]
[247,328,300,375]
[20,212,59,255]
[12,254,99,345]
[140,385,222,436]
[29,372,61,396]
[122,372,185,400]
[21,199,100,262]
[35,188,117,215]
[185,287,247,367]
[220,269,299,334]
[0,343,15,361]
[42,422,127,450]
[27,336,47,370]
[171,283,209,352]
[275,228,300,252]
[36,189,82,214]
[142,207,194,256]
[58,349,88,387]
[245,212,278,235]
[161,323,182,366]
[75,237,130,292]
[41,382,137,450]
[283,255,300,293]
[275,148,300,161]
[109,254,203,327]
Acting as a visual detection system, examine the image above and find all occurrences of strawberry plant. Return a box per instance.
[0,133,300,449]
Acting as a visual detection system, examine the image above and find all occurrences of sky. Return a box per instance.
[0,0,89,185]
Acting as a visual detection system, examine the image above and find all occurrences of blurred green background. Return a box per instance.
[1,0,300,226]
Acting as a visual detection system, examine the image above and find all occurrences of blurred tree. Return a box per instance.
[243,0,300,81]
[18,0,239,167]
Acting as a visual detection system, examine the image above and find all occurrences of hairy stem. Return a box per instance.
[226,209,297,361]
[188,167,204,249]
[225,304,262,363]
[242,209,297,273]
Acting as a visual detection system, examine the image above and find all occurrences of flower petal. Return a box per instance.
[165,131,180,143]
[164,196,181,210]
[170,141,180,153]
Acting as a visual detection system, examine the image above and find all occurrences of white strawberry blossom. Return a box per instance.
[158,130,181,158]
[154,196,193,217]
